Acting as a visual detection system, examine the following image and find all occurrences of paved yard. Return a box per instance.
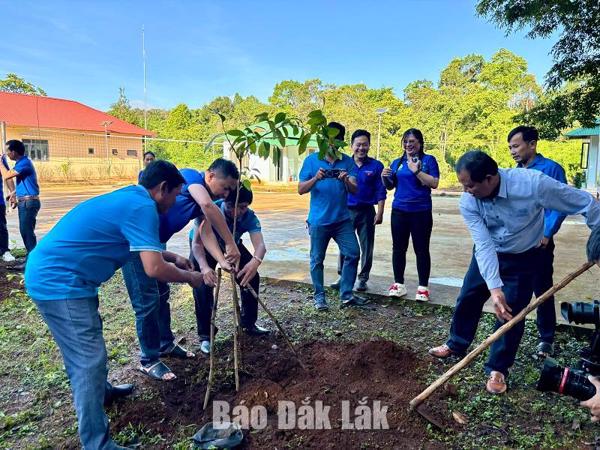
[6,184,599,321]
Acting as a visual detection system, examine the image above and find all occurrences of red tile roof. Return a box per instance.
[0,91,153,136]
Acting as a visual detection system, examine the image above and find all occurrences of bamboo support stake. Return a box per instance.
[245,285,307,371]
[409,261,595,411]
[203,268,222,410]
[230,272,241,391]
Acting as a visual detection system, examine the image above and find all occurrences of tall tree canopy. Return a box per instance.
[477,0,600,138]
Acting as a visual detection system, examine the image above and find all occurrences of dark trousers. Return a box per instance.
[535,239,556,344]
[191,241,259,341]
[391,209,433,286]
[122,252,174,366]
[0,204,8,254]
[337,205,376,282]
[446,248,539,376]
[17,199,40,254]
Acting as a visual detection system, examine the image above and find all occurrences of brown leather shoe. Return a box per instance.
[486,371,507,394]
[428,344,454,359]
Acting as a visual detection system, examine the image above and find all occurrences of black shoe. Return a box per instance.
[355,280,368,292]
[243,324,270,336]
[329,279,341,290]
[104,383,134,407]
[341,295,369,308]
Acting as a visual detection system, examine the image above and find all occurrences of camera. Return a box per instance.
[411,156,419,163]
[323,169,342,178]
[536,300,600,401]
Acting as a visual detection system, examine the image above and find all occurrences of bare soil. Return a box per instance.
[110,336,453,449]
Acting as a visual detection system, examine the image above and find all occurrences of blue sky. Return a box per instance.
[1,0,556,111]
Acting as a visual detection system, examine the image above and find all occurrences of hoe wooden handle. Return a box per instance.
[409,260,595,411]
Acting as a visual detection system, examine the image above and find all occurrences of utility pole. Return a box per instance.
[142,25,147,131]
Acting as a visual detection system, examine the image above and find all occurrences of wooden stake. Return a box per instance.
[409,260,595,411]
[203,268,222,410]
[230,272,241,391]
[245,285,307,371]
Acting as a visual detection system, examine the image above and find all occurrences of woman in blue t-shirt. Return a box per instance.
[382,128,439,301]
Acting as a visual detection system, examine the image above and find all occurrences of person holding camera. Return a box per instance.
[298,121,367,310]
[382,128,439,301]
[429,151,600,395]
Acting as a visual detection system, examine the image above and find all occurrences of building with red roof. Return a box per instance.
[0,92,153,180]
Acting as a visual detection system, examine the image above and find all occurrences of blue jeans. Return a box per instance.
[446,248,538,376]
[34,296,122,450]
[122,252,174,366]
[18,198,40,254]
[309,219,359,302]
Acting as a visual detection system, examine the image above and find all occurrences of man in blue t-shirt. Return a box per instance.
[0,156,16,262]
[298,122,367,310]
[122,158,241,380]
[24,160,204,450]
[0,140,40,269]
[189,185,268,354]
[508,125,568,357]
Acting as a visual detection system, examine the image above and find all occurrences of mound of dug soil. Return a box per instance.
[112,336,453,449]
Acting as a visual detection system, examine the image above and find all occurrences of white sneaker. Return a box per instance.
[388,283,407,297]
[415,286,430,302]
[2,251,15,262]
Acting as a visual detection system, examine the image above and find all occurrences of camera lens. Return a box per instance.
[561,300,600,325]
[537,358,596,401]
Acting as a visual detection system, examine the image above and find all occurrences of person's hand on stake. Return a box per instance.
[201,267,218,287]
[490,288,512,321]
[580,376,600,422]
[225,243,241,268]
[237,257,260,287]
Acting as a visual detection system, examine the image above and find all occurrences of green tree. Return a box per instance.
[0,73,46,95]
[107,87,142,126]
[476,0,600,137]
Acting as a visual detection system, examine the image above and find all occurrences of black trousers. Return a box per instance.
[391,209,433,286]
[0,204,8,254]
[446,248,539,376]
[190,241,259,341]
[535,239,556,344]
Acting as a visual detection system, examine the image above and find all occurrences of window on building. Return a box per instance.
[112,148,118,155]
[127,149,138,157]
[88,148,95,155]
[22,139,49,161]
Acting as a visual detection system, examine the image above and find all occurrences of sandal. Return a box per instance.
[138,361,177,381]
[160,343,196,359]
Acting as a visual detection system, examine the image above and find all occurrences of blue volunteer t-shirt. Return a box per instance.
[389,153,439,212]
[159,169,206,243]
[25,185,163,301]
[299,152,357,226]
[14,156,39,197]
[347,157,387,207]
[188,199,261,244]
